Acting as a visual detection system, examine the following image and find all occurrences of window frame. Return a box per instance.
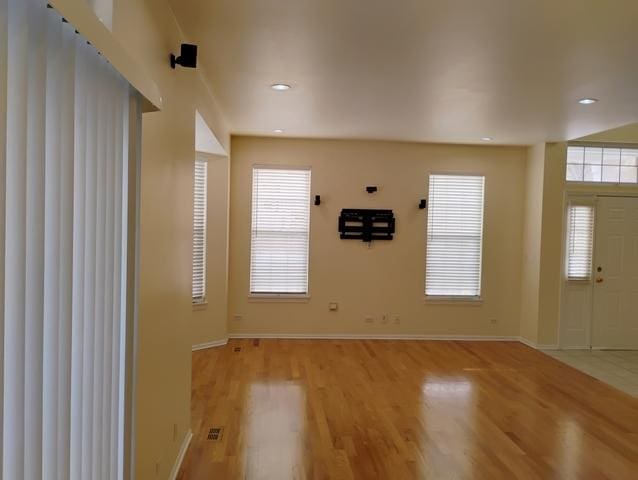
[424,172,486,302]
[192,154,209,305]
[248,164,312,298]
[566,143,638,186]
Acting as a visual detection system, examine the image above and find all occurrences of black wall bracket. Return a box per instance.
[338,209,395,242]
[419,199,427,209]
[314,195,321,206]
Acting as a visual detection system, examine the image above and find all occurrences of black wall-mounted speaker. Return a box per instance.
[171,44,198,69]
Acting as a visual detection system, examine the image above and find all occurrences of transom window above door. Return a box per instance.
[567,145,638,184]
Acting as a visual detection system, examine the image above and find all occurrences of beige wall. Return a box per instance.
[192,153,230,347]
[519,143,567,347]
[111,1,230,478]
[537,143,567,345]
[228,137,527,337]
[520,143,545,344]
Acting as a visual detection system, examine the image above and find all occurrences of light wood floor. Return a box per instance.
[178,339,638,479]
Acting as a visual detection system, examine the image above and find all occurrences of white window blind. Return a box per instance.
[250,167,311,294]
[425,174,485,297]
[192,156,208,303]
[1,1,134,479]
[566,204,595,281]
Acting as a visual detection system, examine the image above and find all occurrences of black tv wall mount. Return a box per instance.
[338,209,395,242]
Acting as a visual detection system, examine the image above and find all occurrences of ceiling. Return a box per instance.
[169,0,638,145]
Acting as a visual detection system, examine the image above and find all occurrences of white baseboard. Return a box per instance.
[518,336,560,350]
[169,429,193,480]
[192,338,228,352]
[228,333,520,341]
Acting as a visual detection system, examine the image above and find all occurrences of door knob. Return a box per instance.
[596,277,604,283]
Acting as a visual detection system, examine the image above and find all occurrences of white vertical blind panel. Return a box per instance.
[56,20,76,480]
[0,0,6,470]
[24,1,47,477]
[43,11,63,479]
[250,167,311,294]
[69,34,89,480]
[4,0,29,478]
[192,157,208,302]
[566,205,595,281]
[425,174,485,297]
[1,1,131,478]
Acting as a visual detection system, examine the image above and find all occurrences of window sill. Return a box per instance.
[192,301,208,311]
[248,294,310,303]
[423,296,483,306]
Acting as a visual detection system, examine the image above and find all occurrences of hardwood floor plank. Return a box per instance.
[177,340,638,479]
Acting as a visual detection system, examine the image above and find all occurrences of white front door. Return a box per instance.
[592,196,638,349]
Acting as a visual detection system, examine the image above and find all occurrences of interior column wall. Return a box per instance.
[110,0,230,478]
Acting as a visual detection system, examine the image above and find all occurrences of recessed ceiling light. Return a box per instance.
[274,129,284,133]
[578,98,598,105]
[270,83,291,91]
[481,137,493,142]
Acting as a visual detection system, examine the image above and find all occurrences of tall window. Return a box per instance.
[425,174,485,298]
[1,1,134,477]
[250,166,311,295]
[192,156,208,303]
[567,145,638,184]
[566,204,595,281]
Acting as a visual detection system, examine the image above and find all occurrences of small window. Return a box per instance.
[566,204,595,281]
[567,145,638,184]
[250,166,311,295]
[192,156,208,303]
[425,174,485,298]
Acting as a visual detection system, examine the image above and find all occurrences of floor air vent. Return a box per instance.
[207,427,223,441]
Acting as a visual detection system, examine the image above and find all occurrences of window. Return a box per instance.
[566,204,595,281]
[192,156,208,303]
[250,166,311,295]
[567,145,638,184]
[1,1,133,476]
[425,174,485,298]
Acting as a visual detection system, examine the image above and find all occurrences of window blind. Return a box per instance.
[566,204,595,281]
[192,156,208,303]
[1,1,134,478]
[250,167,311,294]
[425,174,485,297]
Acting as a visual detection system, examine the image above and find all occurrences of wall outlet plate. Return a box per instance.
[329,302,339,311]
[365,317,374,324]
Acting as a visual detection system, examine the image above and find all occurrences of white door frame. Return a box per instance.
[559,191,638,349]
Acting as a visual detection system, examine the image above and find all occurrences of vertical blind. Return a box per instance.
[425,174,485,297]
[566,204,595,281]
[1,1,133,479]
[250,167,311,294]
[192,156,208,303]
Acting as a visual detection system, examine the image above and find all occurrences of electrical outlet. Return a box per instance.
[489,318,498,325]
[393,316,400,325]
[329,302,339,311]
[381,314,389,324]
[364,316,374,324]
[234,314,243,322]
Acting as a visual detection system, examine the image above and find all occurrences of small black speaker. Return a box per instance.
[171,44,198,69]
